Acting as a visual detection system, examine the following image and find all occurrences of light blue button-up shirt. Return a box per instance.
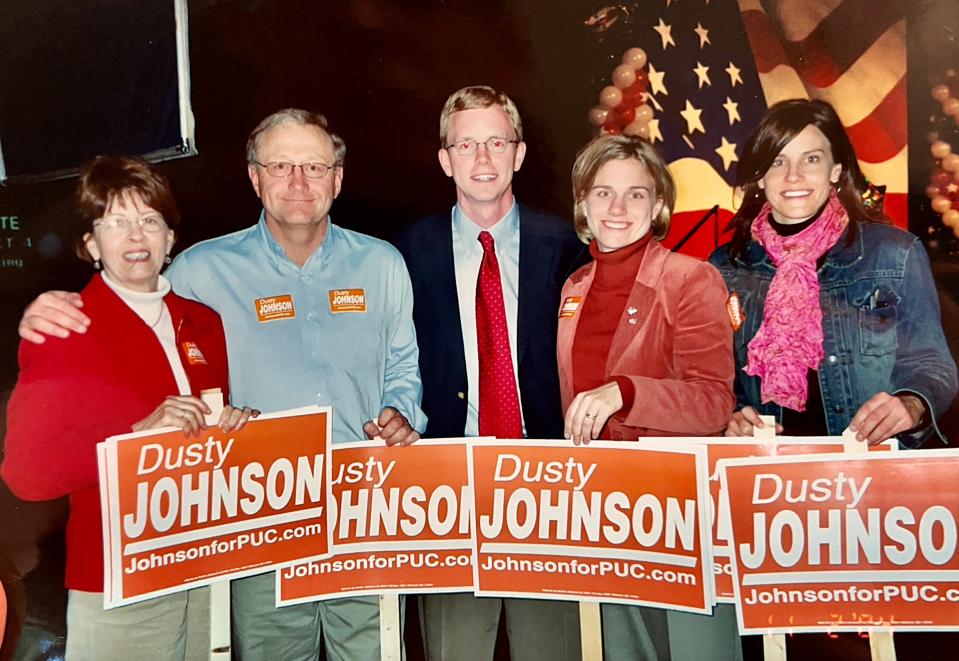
[165,213,426,443]
[451,202,525,437]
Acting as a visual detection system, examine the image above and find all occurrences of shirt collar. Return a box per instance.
[257,210,337,269]
[451,200,519,249]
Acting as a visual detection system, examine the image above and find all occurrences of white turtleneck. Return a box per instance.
[100,272,191,396]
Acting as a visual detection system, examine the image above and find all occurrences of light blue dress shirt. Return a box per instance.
[165,213,427,443]
[451,202,525,437]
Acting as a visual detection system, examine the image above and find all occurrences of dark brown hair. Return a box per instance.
[724,99,883,260]
[76,156,180,261]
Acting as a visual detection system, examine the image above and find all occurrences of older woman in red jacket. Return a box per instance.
[557,134,735,660]
[1,157,255,660]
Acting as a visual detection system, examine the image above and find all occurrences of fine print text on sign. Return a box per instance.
[278,439,474,605]
[468,440,713,613]
[98,406,331,608]
[721,449,959,633]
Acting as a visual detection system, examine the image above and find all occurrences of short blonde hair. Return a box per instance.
[571,135,675,243]
[439,86,523,146]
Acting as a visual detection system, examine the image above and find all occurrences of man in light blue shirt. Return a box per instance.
[19,109,426,660]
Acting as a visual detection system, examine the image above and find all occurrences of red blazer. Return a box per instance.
[558,240,735,439]
[1,275,229,591]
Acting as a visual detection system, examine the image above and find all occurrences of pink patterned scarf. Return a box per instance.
[745,190,848,410]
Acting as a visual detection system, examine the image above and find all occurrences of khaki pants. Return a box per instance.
[66,587,209,661]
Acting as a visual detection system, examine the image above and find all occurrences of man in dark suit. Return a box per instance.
[393,86,587,661]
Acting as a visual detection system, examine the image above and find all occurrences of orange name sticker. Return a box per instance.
[559,296,582,319]
[726,292,745,332]
[180,342,208,366]
[255,295,296,322]
[328,289,367,313]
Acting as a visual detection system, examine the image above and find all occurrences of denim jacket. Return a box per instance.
[709,221,957,447]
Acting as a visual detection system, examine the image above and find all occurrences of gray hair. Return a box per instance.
[245,108,346,166]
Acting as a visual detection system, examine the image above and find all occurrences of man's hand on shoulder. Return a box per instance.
[20,291,90,344]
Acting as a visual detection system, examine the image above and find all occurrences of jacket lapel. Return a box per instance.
[423,217,468,373]
[605,241,666,376]
[517,213,559,366]
[557,264,594,401]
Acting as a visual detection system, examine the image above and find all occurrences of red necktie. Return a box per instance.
[476,231,523,439]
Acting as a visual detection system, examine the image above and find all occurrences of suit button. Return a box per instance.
[827,354,838,365]
[833,405,844,414]
[457,391,465,400]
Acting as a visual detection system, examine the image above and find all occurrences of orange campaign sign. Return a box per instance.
[468,440,713,613]
[97,406,331,608]
[277,439,474,605]
[672,438,895,603]
[720,449,959,633]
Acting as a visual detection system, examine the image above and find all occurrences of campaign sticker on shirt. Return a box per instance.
[255,295,296,322]
[328,289,367,314]
[559,296,582,319]
[180,342,208,366]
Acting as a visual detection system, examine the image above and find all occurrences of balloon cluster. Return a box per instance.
[586,47,654,139]
[926,69,959,239]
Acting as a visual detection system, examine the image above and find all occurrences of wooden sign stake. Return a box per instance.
[379,594,401,661]
[580,601,603,660]
[842,429,897,661]
[201,389,231,661]
[754,415,787,661]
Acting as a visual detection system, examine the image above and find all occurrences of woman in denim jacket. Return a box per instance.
[709,99,956,449]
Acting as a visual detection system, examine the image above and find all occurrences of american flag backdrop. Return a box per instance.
[605,0,908,257]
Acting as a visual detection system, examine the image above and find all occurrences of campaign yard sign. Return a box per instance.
[721,449,959,633]
[468,440,713,613]
[679,438,893,603]
[98,406,330,608]
[277,439,474,605]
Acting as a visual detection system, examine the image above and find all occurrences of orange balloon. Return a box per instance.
[634,104,654,125]
[588,106,609,127]
[927,185,943,199]
[0,580,5,648]
[623,119,651,139]
[942,209,959,228]
[599,86,623,109]
[944,98,959,117]
[933,84,952,103]
[621,47,647,70]
[932,196,953,214]
[931,140,953,159]
[612,64,637,90]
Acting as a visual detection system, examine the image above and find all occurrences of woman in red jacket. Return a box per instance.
[1,157,255,660]
[557,134,736,660]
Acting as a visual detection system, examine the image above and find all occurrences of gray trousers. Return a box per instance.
[420,592,581,661]
[66,587,208,661]
[601,603,742,661]
[231,571,401,661]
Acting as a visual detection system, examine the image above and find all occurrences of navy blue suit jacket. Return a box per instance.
[394,205,588,439]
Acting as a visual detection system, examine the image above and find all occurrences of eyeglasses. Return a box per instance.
[93,215,166,233]
[444,137,520,157]
[253,161,337,178]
